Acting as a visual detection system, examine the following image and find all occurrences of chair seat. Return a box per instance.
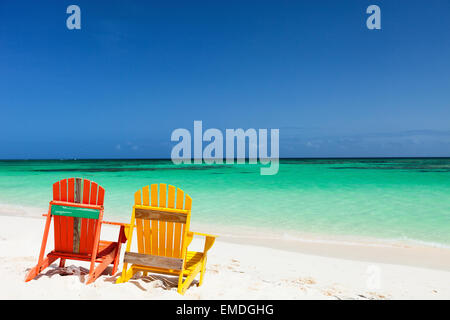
[124,251,205,276]
[49,240,118,262]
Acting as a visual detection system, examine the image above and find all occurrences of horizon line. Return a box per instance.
[0,156,449,161]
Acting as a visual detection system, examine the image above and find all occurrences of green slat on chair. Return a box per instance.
[51,205,100,219]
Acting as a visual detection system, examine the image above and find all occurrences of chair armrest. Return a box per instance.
[188,231,218,238]
[102,220,130,227]
[186,231,218,253]
[102,221,135,242]
[101,221,132,244]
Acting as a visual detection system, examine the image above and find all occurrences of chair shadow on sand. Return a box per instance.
[25,264,199,292]
[25,264,111,284]
[105,272,199,292]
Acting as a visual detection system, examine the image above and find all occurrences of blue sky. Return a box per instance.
[0,0,449,159]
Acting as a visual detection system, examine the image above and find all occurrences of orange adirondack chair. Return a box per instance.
[25,178,127,284]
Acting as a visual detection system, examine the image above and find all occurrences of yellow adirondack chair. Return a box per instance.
[116,184,217,294]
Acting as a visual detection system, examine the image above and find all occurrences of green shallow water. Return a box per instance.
[0,158,449,246]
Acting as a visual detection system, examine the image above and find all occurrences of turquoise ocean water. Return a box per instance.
[0,158,449,247]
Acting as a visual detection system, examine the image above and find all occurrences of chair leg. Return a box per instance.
[25,212,53,282]
[198,257,207,287]
[25,256,58,282]
[116,262,128,284]
[86,250,116,284]
[116,265,135,283]
[111,245,121,275]
[112,229,125,275]
[112,260,119,275]
[177,273,185,294]
[59,258,66,268]
[178,263,202,295]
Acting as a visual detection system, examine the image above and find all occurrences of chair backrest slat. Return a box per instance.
[158,184,167,256]
[82,179,90,204]
[60,179,67,202]
[166,185,176,257]
[150,184,159,255]
[73,178,82,253]
[51,178,105,254]
[134,184,191,259]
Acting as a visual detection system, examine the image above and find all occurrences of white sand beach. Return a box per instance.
[1,214,449,300]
